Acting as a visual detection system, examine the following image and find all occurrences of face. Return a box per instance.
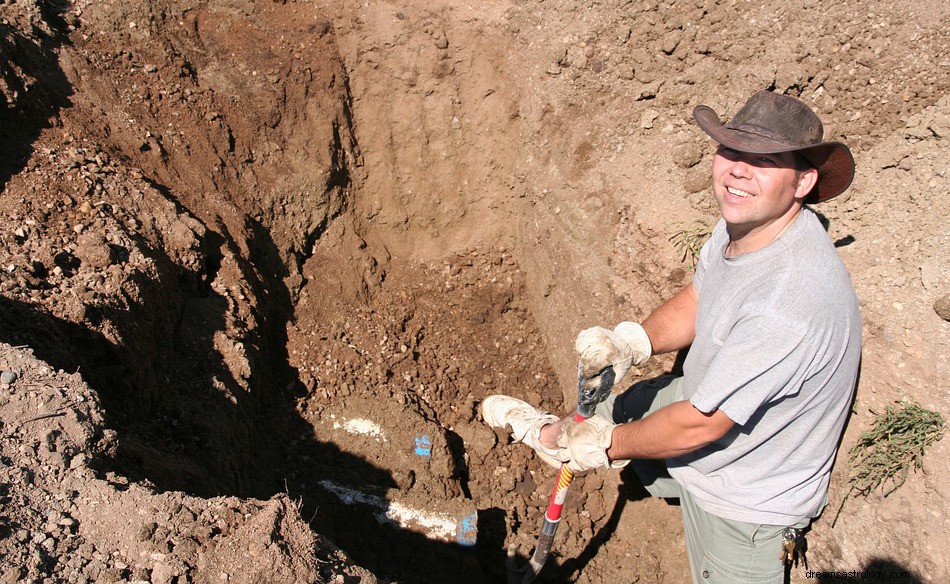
[711,146,818,243]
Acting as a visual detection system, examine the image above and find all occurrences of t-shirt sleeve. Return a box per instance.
[689,312,813,425]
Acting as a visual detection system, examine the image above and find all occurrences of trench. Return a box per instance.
[0,3,679,582]
[69,39,591,584]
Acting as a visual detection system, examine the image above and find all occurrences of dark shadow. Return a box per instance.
[446,428,473,499]
[813,208,832,231]
[0,10,74,191]
[292,474,490,584]
[476,507,510,583]
[811,208,856,248]
[671,347,689,376]
[833,235,855,248]
[814,558,923,583]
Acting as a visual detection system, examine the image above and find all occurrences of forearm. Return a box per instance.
[606,400,733,460]
[641,283,698,354]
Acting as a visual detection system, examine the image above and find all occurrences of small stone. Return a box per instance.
[673,142,704,169]
[0,370,16,384]
[640,109,659,129]
[934,294,950,321]
[683,166,710,194]
[75,232,114,268]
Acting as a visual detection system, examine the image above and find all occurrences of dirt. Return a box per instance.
[0,0,948,582]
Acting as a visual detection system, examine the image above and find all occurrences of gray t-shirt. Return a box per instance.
[668,208,861,525]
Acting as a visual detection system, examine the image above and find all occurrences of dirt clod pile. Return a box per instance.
[1,0,948,583]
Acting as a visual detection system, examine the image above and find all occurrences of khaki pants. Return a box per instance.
[595,375,803,584]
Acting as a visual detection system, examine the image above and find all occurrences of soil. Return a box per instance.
[1,0,949,583]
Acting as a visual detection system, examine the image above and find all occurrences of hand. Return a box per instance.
[575,322,652,391]
[554,416,629,473]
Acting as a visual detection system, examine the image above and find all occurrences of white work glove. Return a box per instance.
[554,416,629,473]
[575,322,652,391]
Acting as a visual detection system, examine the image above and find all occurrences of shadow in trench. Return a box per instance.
[0,221,499,584]
[0,7,74,191]
[297,489,490,584]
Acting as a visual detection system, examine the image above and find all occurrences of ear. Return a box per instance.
[794,168,819,201]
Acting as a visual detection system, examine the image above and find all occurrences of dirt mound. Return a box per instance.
[1,0,948,582]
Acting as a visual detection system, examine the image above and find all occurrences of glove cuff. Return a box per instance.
[613,321,652,365]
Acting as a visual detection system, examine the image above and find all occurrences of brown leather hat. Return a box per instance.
[693,90,855,202]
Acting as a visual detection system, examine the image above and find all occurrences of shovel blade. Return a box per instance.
[506,544,538,584]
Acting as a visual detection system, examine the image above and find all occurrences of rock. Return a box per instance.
[0,370,17,385]
[673,142,704,169]
[934,294,950,321]
[75,232,114,269]
[640,109,659,129]
[150,560,184,584]
[683,166,710,194]
[616,25,631,43]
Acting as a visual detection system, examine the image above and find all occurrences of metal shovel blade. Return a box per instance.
[506,542,541,584]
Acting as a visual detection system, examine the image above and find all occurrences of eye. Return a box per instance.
[716,146,739,159]
[756,155,778,166]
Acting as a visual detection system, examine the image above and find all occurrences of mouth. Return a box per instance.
[726,186,754,198]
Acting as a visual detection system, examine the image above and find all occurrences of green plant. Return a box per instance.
[669,223,711,270]
[832,401,944,526]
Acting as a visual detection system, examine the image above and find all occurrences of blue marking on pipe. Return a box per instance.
[414,435,432,457]
[457,512,477,546]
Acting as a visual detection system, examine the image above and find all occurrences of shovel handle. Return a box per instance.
[521,366,616,582]
[520,412,584,582]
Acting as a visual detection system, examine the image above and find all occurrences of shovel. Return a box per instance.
[506,365,616,584]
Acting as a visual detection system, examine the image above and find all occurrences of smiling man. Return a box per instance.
[482,91,861,584]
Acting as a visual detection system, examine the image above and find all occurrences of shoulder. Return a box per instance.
[763,210,859,322]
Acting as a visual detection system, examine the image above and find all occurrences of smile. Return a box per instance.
[727,187,754,198]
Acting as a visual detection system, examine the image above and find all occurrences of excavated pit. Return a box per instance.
[0,2,642,582]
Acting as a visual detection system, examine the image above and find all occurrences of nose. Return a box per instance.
[729,158,753,179]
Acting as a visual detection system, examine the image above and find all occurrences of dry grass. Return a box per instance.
[669,223,711,270]
[833,401,944,525]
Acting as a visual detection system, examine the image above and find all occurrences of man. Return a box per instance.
[482,90,861,584]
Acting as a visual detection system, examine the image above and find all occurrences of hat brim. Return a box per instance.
[694,105,855,203]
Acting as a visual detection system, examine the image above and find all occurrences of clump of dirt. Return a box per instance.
[1,0,949,583]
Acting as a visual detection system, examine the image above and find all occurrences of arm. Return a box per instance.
[606,400,734,460]
[641,282,698,354]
